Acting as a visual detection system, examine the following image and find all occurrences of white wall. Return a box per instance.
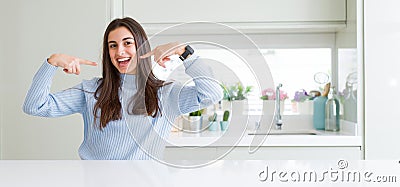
[0,3,5,157]
[364,0,400,159]
[0,0,108,159]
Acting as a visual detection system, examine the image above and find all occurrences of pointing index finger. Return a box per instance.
[140,50,154,59]
[78,58,97,66]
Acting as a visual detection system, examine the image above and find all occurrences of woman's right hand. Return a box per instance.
[47,54,97,75]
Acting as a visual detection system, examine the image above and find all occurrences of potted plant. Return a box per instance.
[220,110,230,131]
[221,82,253,113]
[186,109,204,132]
[221,82,253,101]
[208,112,218,131]
[260,88,288,115]
[189,110,203,117]
[292,89,314,114]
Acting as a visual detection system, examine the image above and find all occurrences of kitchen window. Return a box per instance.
[260,48,332,114]
[152,33,339,115]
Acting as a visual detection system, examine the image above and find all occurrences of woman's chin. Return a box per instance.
[118,69,136,74]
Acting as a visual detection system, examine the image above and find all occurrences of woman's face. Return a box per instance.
[108,26,137,74]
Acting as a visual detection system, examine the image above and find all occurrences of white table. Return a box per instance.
[0,160,398,187]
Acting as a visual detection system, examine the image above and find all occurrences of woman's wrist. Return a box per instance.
[178,45,194,61]
[177,45,186,56]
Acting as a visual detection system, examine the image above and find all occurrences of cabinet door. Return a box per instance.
[124,0,346,23]
[364,0,400,159]
[1,0,108,159]
[164,146,362,160]
[217,147,362,160]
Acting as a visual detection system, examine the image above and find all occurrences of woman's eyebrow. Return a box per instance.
[122,37,134,41]
[108,37,134,44]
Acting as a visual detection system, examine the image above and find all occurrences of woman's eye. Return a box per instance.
[109,44,117,48]
[125,41,134,46]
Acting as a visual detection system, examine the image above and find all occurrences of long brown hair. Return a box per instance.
[93,17,166,129]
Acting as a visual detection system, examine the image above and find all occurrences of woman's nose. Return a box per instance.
[117,46,125,56]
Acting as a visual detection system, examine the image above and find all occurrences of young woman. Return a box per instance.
[23,17,223,160]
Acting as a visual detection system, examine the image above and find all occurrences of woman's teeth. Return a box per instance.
[117,57,130,64]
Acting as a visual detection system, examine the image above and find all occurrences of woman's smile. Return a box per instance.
[117,57,131,68]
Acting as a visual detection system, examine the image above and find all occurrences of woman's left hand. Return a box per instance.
[140,42,185,68]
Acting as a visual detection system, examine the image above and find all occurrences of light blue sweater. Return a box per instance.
[23,54,223,160]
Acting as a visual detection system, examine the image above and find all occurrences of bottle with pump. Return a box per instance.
[325,86,340,131]
[313,83,330,130]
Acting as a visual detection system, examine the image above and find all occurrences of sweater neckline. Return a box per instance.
[120,74,136,90]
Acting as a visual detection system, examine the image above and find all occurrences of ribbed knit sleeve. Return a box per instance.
[163,54,224,116]
[22,60,86,117]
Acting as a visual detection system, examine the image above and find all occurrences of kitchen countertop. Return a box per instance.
[167,127,362,147]
[168,116,362,147]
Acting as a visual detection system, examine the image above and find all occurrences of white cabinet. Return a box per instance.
[364,0,400,159]
[124,0,345,23]
[219,147,361,160]
[123,0,346,34]
[164,146,362,160]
